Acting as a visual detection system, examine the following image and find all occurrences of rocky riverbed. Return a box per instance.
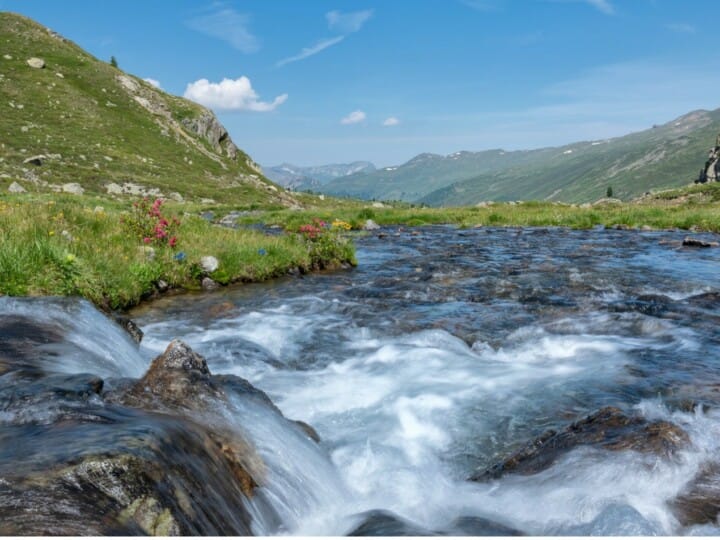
[3,225,720,534]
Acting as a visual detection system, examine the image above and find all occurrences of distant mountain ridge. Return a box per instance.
[262,161,376,191]
[315,109,720,205]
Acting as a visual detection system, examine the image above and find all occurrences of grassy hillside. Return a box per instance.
[423,109,720,206]
[317,109,720,206]
[0,12,295,207]
[320,150,550,201]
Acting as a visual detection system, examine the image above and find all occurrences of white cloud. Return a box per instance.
[383,116,400,126]
[276,36,345,67]
[187,8,259,53]
[183,77,287,112]
[143,78,161,89]
[326,9,374,33]
[341,110,367,125]
[665,22,696,34]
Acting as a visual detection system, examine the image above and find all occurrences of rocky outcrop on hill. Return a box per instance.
[696,133,720,184]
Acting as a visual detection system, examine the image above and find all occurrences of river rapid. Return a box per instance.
[4,225,720,535]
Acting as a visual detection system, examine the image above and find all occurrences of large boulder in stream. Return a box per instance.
[0,339,311,535]
[470,407,688,482]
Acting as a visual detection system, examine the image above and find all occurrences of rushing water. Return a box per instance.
[4,225,720,535]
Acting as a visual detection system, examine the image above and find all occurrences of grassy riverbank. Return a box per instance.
[2,182,719,310]
[246,183,720,232]
[0,194,355,310]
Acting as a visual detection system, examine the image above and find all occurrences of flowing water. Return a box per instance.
[4,226,720,535]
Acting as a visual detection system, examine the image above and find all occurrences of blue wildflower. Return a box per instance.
[174,251,187,262]
[258,248,267,256]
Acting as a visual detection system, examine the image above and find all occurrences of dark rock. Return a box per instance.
[293,420,321,442]
[470,407,688,481]
[348,510,436,536]
[0,340,289,535]
[201,277,219,291]
[682,236,719,248]
[118,340,215,411]
[696,133,720,184]
[671,463,720,527]
[22,154,44,166]
[112,314,143,344]
[610,294,675,318]
[447,516,524,536]
[687,291,720,309]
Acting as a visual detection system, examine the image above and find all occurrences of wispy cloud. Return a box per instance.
[545,0,615,15]
[341,110,367,125]
[276,36,345,67]
[584,0,614,14]
[184,76,287,112]
[459,0,503,12]
[143,78,161,89]
[665,22,696,34]
[187,8,259,53]
[326,9,374,33]
[276,9,372,67]
[383,116,400,127]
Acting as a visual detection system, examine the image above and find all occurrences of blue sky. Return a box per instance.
[2,0,719,167]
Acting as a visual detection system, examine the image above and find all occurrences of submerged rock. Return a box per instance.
[0,339,323,535]
[347,510,523,536]
[470,407,688,481]
[112,314,143,344]
[671,463,720,527]
[682,236,719,248]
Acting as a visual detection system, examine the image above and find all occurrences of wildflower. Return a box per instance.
[174,251,186,262]
[64,253,76,264]
[258,248,267,256]
[168,236,177,248]
[49,230,55,236]
[143,237,152,244]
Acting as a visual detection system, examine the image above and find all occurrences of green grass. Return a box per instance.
[239,185,720,232]
[0,12,286,207]
[0,194,355,310]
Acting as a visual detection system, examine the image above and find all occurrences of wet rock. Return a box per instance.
[119,340,215,411]
[348,510,436,536]
[671,463,720,527]
[470,407,688,481]
[294,419,321,442]
[610,293,676,318]
[682,236,719,248]
[447,516,524,536]
[112,315,143,344]
[687,291,720,309]
[363,219,380,231]
[201,277,219,291]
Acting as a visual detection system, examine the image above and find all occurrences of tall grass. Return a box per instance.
[0,195,355,310]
